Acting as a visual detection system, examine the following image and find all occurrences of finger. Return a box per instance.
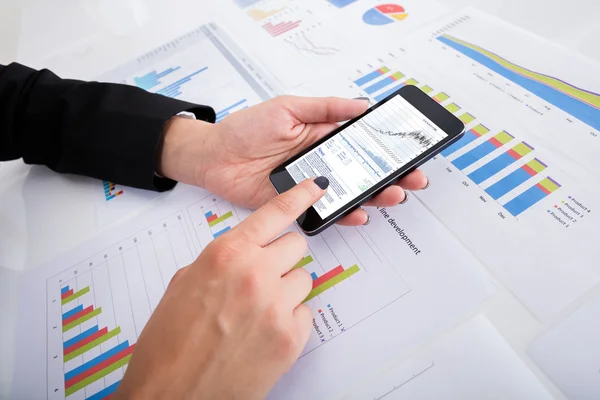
[292,304,313,357]
[336,208,369,226]
[234,177,329,247]
[280,268,313,309]
[396,169,428,190]
[363,186,407,207]
[281,95,369,124]
[265,232,308,276]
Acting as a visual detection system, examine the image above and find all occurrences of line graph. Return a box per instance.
[365,122,433,148]
[284,31,340,56]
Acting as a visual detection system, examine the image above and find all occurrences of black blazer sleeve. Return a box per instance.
[0,62,216,191]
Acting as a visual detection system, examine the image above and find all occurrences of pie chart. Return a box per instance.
[363,4,408,25]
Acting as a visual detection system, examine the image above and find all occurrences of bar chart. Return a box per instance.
[215,99,248,122]
[452,131,514,170]
[47,212,196,399]
[134,66,208,99]
[187,196,245,249]
[262,20,302,37]
[102,181,123,202]
[485,158,547,200]
[468,142,534,184]
[504,177,561,216]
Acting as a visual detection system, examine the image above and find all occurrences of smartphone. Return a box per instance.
[269,85,465,236]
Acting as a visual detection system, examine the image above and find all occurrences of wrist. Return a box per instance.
[158,116,216,186]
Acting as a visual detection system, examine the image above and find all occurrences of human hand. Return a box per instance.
[113,177,329,400]
[159,96,428,226]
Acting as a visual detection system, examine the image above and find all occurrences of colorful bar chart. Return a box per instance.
[60,285,133,398]
[437,34,600,131]
[155,67,208,98]
[441,124,490,157]
[216,99,248,122]
[364,72,405,94]
[262,21,302,37]
[293,255,314,270]
[452,131,514,170]
[103,181,124,202]
[134,67,180,91]
[468,142,534,184]
[458,112,476,125]
[485,158,548,199]
[504,177,561,216]
[353,67,390,87]
[373,77,418,102]
[205,210,233,238]
[304,264,360,302]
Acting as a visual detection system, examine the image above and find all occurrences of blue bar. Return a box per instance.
[61,286,70,294]
[86,380,122,400]
[437,35,600,132]
[354,70,384,87]
[468,152,518,184]
[156,67,207,96]
[62,305,83,320]
[328,0,358,7]
[374,84,404,102]
[311,272,318,280]
[441,130,480,157]
[452,140,498,170]
[504,185,548,216]
[134,67,181,91]
[204,211,213,218]
[106,194,116,201]
[65,341,129,381]
[364,76,395,95]
[63,325,99,349]
[216,112,229,123]
[216,99,247,117]
[486,167,533,200]
[213,226,231,238]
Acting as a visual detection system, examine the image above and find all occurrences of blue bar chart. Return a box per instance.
[504,177,561,216]
[485,158,548,200]
[441,124,490,157]
[216,99,248,122]
[452,131,514,170]
[134,67,181,90]
[468,142,534,184]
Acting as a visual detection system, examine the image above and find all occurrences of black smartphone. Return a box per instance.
[269,85,465,236]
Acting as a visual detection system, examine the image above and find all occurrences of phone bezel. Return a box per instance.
[269,85,465,236]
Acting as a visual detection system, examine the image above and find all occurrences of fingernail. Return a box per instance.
[354,97,370,102]
[399,192,409,204]
[363,213,371,226]
[423,178,430,190]
[314,176,330,190]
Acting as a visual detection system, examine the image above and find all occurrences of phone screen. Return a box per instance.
[285,94,448,219]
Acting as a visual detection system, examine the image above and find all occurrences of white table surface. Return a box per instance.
[1,0,599,398]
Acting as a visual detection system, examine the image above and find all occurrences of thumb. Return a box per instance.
[281,95,369,124]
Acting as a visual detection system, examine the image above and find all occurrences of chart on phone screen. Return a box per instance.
[295,7,600,322]
[12,184,495,400]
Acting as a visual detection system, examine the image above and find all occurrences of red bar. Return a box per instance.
[470,128,484,137]
[103,396,112,400]
[65,345,135,389]
[269,22,294,36]
[313,266,345,289]
[206,214,218,223]
[521,164,538,176]
[62,306,94,326]
[488,137,503,148]
[271,21,301,37]
[506,148,522,160]
[536,183,552,195]
[61,289,74,300]
[64,327,109,356]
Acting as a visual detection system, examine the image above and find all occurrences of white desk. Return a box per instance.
[1,1,599,398]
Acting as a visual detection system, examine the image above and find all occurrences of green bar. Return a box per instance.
[208,211,233,227]
[391,71,405,80]
[527,158,547,174]
[292,256,313,271]
[472,124,490,136]
[63,308,102,332]
[65,354,131,396]
[379,66,390,74]
[62,287,90,305]
[494,131,514,145]
[420,85,433,93]
[445,103,461,113]
[64,327,121,362]
[304,265,360,303]
[405,78,419,86]
[433,92,449,102]
[458,113,476,125]
[512,142,534,157]
[539,177,561,193]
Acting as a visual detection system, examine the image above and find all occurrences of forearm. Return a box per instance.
[0,62,215,191]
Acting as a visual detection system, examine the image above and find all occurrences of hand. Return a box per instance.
[113,177,329,400]
[159,96,428,226]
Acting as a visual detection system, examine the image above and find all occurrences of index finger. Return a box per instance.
[233,177,329,247]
